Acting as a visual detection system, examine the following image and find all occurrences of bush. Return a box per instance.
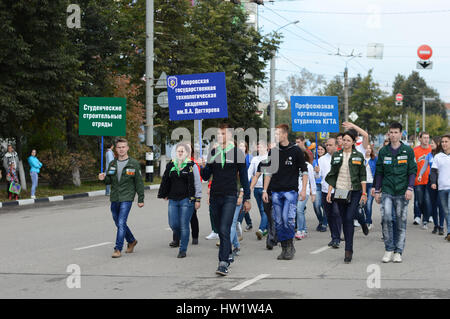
[39,149,96,188]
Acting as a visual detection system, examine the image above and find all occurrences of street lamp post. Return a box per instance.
[269,20,299,140]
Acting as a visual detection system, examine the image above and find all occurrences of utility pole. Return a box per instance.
[422,96,436,133]
[344,66,349,122]
[145,0,154,182]
[330,50,361,123]
[269,20,299,141]
[269,50,276,140]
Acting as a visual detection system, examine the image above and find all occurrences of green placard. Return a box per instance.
[79,97,126,136]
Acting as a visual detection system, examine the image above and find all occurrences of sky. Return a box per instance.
[256,0,450,102]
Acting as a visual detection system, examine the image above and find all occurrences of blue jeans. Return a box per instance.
[272,191,298,242]
[111,201,135,252]
[296,195,309,232]
[364,183,374,224]
[30,172,38,196]
[381,193,409,254]
[210,195,238,262]
[105,184,111,195]
[438,189,450,234]
[254,188,268,231]
[237,204,252,227]
[313,184,327,226]
[414,185,432,223]
[168,198,194,253]
[428,184,444,228]
[230,204,243,249]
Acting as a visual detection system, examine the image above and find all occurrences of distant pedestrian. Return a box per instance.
[430,134,450,241]
[98,138,144,259]
[6,161,20,200]
[237,141,253,232]
[27,149,43,199]
[295,149,317,240]
[312,143,327,232]
[3,145,20,197]
[105,143,115,196]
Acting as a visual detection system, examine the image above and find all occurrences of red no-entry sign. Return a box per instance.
[417,45,432,60]
[396,93,403,101]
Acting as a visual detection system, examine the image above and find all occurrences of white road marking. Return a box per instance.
[310,246,331,254]
[230,274,270,291]
[74,242,113,251]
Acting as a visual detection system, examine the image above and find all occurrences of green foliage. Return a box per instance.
[39,149,96,188]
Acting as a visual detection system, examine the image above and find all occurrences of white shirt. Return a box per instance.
[248,154,268,188]
[315,153,333,194]
[364,155,374,184]
[299,163,317,195]
[431,152,450,190]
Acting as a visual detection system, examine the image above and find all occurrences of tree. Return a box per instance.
[0,0,83,157]
[276,70,326,103]
[393,71,446,117]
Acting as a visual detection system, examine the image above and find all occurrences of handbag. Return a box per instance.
[9,181,21,195]
[333,188,351,203]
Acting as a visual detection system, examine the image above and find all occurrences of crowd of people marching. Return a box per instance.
[99,122,450,276]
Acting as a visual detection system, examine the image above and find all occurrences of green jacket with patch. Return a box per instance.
[104,157,145,203]
[375,142,417,196]
[325,149,367,191]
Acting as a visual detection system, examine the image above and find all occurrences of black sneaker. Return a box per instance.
[192,238,199,245]
[328,240,334,247]
[439,227,444,235]
[216,263,229,276]
[432,226,438,234]
[228,254,234,264]
[332,241,340,249]
[245,225,253,231]
[177,251,186,258]
[319,225,327,232]
[316,224,322,232]
[232,247,240,257]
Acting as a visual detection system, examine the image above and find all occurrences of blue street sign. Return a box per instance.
[290,96,339,133]
[167,72,228,121]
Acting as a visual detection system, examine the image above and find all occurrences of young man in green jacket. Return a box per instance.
[99,138,145,258]
[374,122,417,263]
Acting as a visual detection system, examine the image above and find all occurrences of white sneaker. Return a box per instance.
[205,232,219,240]
[367,224,373,230]
[429,216,434,223]
[295,231,302,240]
[353,220,361,227]
[382,251,394,263]
[393,253,402,263]
[414,217,421,225]
[301,231,307,239]
[422,223,428,230]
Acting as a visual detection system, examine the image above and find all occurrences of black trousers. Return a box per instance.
[331,191,364,252]
[323,192,341,242]
[263,195,277,248]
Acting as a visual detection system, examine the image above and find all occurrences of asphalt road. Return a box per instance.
[0,185,449,299]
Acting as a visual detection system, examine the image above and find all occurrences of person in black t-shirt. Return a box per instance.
[262,124,308,260]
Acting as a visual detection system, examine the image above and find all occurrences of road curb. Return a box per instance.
[0,184,160,209]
